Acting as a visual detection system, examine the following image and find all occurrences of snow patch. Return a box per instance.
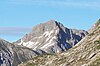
[43,31,50,37]
[18,40,39,48]
[18,30,57,49]
[18,40,23,45]
[45,36,51,42]
[41,42,55,49]
[41,36,57,49]
[43,30,54,37]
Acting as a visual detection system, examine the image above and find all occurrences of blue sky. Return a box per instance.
[0,0,100,42]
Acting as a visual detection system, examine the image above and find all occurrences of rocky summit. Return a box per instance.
[15,20,88,53]
[18,19,100,66]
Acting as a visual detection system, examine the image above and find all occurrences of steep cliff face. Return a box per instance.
[19,19,100,66]
[0,39,13,66]
[15,20,88,53]
[0,39,44,66]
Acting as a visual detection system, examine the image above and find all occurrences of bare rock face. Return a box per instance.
[0,39,44,66]
[15,20,88,53]
[18,19,100,66]
[0,20,88,66]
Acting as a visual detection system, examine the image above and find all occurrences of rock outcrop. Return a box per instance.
[15,20,88,53]
[18,19,100,66]
[0,39,45,66]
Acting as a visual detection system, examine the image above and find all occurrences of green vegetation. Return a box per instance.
[26,63,34,66]
[94,40,100,44]
[54,56,67,64]
[88,33,95,36]
[94,40,100,49]
[96,44,100,49]
[88,27,99,36]
[33,53,54,59]
[89,58,100,66]
[25,53,67,66]
[25,53,55,66]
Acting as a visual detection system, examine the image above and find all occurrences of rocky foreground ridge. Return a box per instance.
[0,19,100,66]
[19,19,100,66]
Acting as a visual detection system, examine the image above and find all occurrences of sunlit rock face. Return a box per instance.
[18,19,100,66]
[15,20,88,53]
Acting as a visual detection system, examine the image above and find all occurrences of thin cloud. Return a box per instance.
[0,27,31,36]
[6,0,100,8]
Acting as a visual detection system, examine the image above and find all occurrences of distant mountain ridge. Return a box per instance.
[15,20,88,53]
[18,19,100,66]
[0,38,46,66]
[1,19,100,66]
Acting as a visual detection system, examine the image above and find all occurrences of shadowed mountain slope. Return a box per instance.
[15,20,88,53]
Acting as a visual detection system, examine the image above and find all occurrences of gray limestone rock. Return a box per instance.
[0,39,41,66]
[18,19,100,66]
[15,20,88,53]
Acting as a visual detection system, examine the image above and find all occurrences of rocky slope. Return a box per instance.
[19,19,100,66]
[0,39,45,66]
[15,20,88,53]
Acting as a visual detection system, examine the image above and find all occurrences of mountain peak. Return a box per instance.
[32,20,59,31]
[41,19,63,28]
[31,20,65,36]
[46,19,57,23]
[15,20,88,53]
[19,20,100,66]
